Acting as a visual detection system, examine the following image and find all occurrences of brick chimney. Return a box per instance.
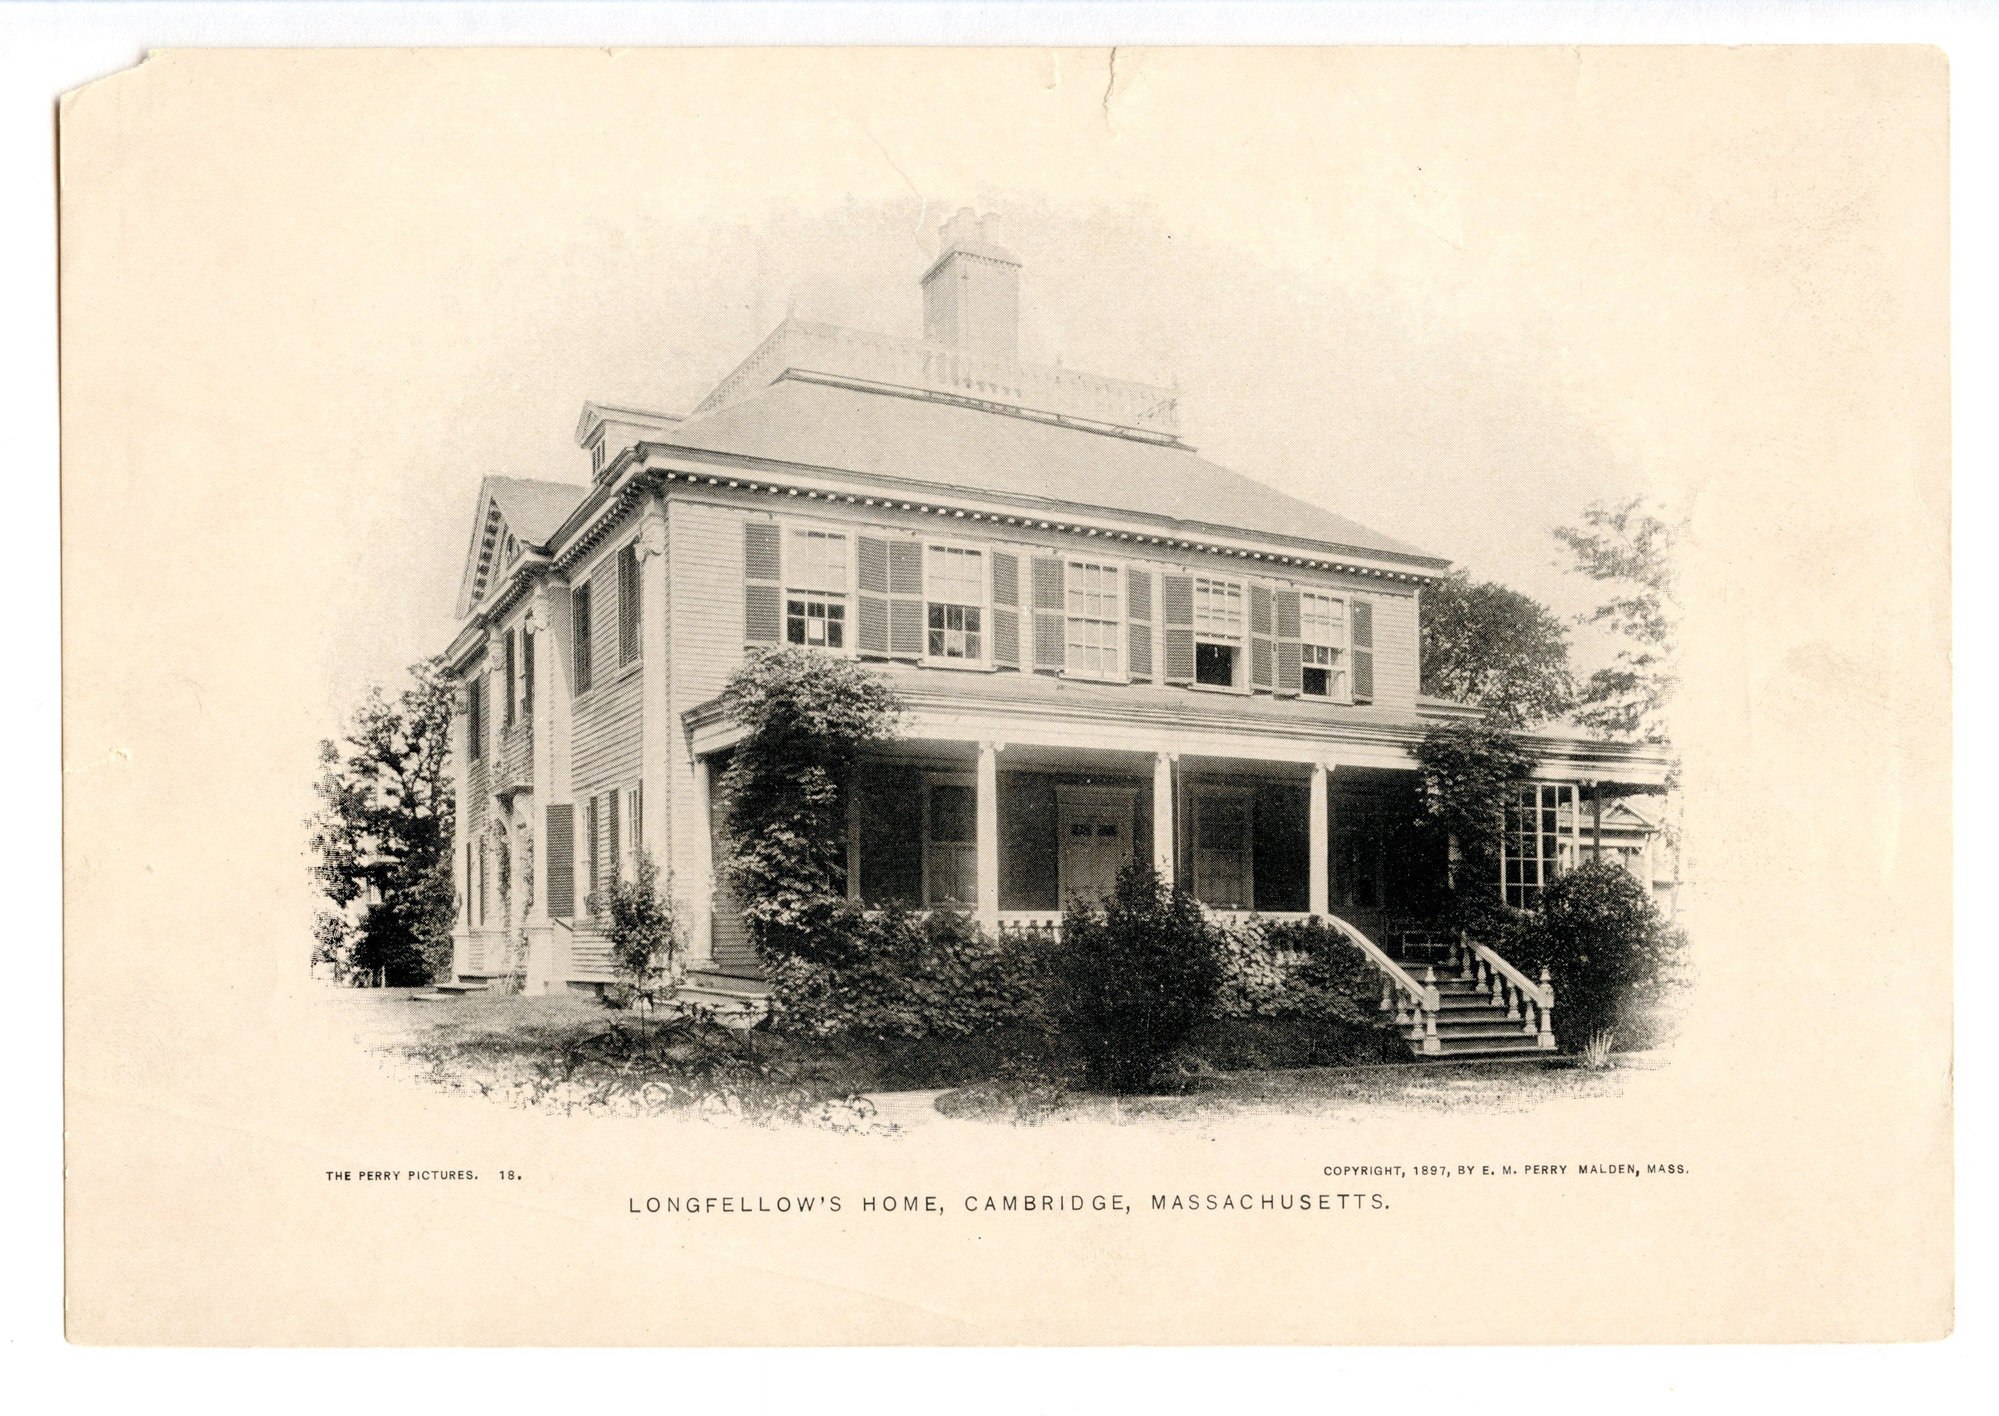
[920,208,1020,360]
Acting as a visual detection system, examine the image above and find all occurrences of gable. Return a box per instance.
[454,476,588,618]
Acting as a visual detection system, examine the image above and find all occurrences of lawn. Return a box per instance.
[327,986,1648,1129]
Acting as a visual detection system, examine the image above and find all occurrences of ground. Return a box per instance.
[325,986,1654,1129]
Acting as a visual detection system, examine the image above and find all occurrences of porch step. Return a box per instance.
[1416,1036,1551,1059]
[431,981,489,995]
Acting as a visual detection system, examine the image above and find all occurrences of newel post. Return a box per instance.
[1537,964,1557,1049]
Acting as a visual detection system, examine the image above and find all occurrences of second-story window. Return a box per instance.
[1064,560,1122,679]
[1192,577,1244,688]
[1300,593,1349,699]
[572,583,593,693]
[925,545,984,663]
[785,528,849,650]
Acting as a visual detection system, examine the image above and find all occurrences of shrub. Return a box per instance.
[715,649,903,961]
[1051,860,1224,1093]
[764,903,1051,1041]
[1506,858,1684,1050]
[594,849,687,1015]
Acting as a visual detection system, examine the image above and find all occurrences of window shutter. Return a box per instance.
[1031,555,1065,672]
[743,521,781,645]
[503,631,517,727]
[618,543,641,665]
[606,789,621,882]
[856,534,890,657]
[1351,597,1375,703]
[545,804,574,918]
[888,541,925,659]
[1125,567,1154,683]
[1162,573,1195,684]
[1249,583,1275,691]
[990,551,1020,668]
[522,630,535,715]
[466,675,483,761]
[585,797,600,903]
[572,585,593,693]
[1274,589,1302,697]
[631,784,643,848]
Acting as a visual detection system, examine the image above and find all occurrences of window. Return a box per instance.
[924,780,977,906]
[785,528,850,651]
[572,583,593,693]
[1300,593,1349,699]
[925,545,984,662]
[1193,791,1251,909]
[1193,577,1243,687]
[617,543,641,666]
[466,675,484,762]
[1064,560,1121,679]
[503,630,517,728]
[1504,784,1579,909]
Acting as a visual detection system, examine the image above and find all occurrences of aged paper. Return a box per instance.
[61,47,1950,1344]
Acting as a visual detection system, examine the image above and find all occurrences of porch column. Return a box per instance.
[1152,751,1175,886]
[448,683,471,980]
[1309,760,1330,918]
[688,754,716,968]
[635,502,670,871]
[976,741,1000,932]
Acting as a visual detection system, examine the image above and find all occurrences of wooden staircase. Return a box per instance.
[1389,936,1558,1061]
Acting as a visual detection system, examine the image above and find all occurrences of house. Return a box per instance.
[440,210,1671,1054]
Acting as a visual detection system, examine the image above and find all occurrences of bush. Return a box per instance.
[1051,860,1224,1093]
[593,849,687,1014]
[1506,859,1684,1050]
[764,903,1051,1041]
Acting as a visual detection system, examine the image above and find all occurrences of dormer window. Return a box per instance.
[1192,577,1244,688]
[590,441,606,478]
[785,528,850,650]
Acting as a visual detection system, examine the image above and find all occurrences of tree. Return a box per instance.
[1419,570,1575,728]
[1554,498,1678,741]
[308,656,457,985]
[716,648,903,961]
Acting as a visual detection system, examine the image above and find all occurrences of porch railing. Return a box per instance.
[995,911,1063,943]
[1319,911,1444,1053]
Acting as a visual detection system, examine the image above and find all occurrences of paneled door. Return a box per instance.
[1057,788,1135,907]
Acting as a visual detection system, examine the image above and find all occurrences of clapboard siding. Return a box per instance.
[570,548,643,799]
[566,921,615,979]
[668,499,749,713]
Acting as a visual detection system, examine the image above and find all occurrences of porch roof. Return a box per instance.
[681,665,1674,785]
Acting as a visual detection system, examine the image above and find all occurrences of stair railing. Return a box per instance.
[1321,912,1442,1054]
[1454,932,1557,1050]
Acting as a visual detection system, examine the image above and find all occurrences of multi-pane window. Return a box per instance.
[1300,593,1349,699]
[785,528,849,650]
[925,782,977,906]
[925,545,984,662]
[1194,792,1251,909]
[1064,561,1121,679]
[1192,577,1244,687]
[1504,784,1579,909]
[572,583,593,693]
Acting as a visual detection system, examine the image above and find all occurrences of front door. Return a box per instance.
[1058,791,1134,907]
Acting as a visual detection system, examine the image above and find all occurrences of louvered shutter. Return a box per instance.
[1351,597,1375,703]
[990,551,1021,668]
[1030,556,1065,672]
[503,631,517,727]
[545,803,574,918]
[522,630,535,714]
[856,534,890,657]
[618,543,641,665]
[466,675,483,761]
[572,586,593,693]
[1126,567,1153,682]
[743,521,781,645]
[1249,583,1275,691]
[606,789,621,883]
[888,540,925,659]
[1274,590,1302,697]
[585,797,600,903]
[1162,573,1195,684]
